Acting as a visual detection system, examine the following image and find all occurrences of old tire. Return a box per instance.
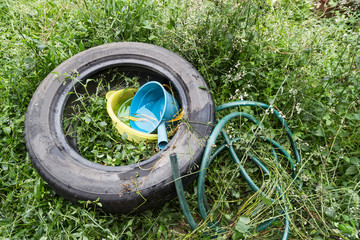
[25,42,215,213]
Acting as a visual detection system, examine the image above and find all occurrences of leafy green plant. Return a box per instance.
[62,76,157,166]
[1,0,359,239]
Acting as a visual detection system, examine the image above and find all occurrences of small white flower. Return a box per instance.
[296,106,301,114]
[301,175,309,182]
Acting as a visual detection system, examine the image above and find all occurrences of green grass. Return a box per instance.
[1,0,359,239]
[63,75,159,166]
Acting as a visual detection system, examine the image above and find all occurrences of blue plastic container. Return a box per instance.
[129,81,179,149]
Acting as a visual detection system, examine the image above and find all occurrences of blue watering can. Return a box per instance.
[129,81,179,149]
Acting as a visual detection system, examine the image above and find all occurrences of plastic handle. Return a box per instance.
[157,122,168,149]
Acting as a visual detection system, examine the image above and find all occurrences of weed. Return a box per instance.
[1,0,359,239]
[63,76,157,166]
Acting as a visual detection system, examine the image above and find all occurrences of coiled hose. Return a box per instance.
[170,101,301,239]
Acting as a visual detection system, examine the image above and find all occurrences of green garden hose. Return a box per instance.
[170,100,301,239]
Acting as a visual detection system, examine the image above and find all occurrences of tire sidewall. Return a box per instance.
[25,42,214,213]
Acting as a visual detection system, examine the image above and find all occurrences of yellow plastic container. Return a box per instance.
[106,88,158,142]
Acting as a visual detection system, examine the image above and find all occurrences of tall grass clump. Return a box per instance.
[0,0,359,239]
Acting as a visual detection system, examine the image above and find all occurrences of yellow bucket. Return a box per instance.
[105,88,158,142]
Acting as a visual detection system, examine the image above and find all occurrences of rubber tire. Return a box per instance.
[25,42,215,214]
